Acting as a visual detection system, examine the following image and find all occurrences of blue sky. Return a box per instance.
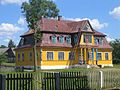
[0,0,120,46]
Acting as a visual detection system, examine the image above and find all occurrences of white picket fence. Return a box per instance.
[88,69,120,89]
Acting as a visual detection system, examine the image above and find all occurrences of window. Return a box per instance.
[59,36,64,43]
[29,52,32,61]
[20,38,24,45]
[88,52,93,60]
[47,52,53,60]
[58,52,64,60]
[69,52,75,60]
[94,37,103,45]
[84,35,92,43]
[22,53,24,61]
[98,53,102,60]
[83,24,90,30]
[74,34,78,44]
[18,53,20,61]
[105,53,109,60]
[52,35,57,43]
[66,35,71,44]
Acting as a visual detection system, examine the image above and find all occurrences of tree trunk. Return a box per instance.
[34,30,37,71]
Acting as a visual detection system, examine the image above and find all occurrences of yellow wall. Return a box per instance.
[15,48,34,66]
[15,47,79,67]
[87,49,112,65]
[80,33,94,45]
[15,32,112,67]
[15,47,112,67]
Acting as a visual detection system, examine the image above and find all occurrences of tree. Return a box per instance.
[21,0,59,71]
[0,45,7,48]
[8,39,16,48]
[0,53,7,65]
[110,39,120,64]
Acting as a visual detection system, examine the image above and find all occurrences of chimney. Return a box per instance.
[58,16,62,21]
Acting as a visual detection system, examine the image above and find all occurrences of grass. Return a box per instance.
[38,64,120,72]
[2,62,15,67]
[113,64,120,68]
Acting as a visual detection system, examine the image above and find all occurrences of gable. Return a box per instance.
[82,21,93,32]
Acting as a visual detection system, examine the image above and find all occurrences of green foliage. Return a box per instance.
[0,45,7,48]
[21,0,59,71]
[8,39,16,48]
[21,0,59,40]
[110,39,120,64]
[0,53,7,65]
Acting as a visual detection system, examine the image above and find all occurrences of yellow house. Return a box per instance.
[15,17,113,69]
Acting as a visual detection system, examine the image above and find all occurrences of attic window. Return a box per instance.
[94,37,103,45]
[20,38,24,46]
[74,34,78,44]
[59,36,64,43]
[66,35,71,44]
[83,24,90,30]
[51,35,57,43]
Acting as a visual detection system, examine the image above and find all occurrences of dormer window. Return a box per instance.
[94,37,103,45]
[66,35,71,44]
[20,38,24,46]
[59,36,64,43]
[51,35,57,43]
[74,34,78,44]
[84,34,92,43]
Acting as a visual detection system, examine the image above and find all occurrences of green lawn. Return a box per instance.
[113,64,120,68]
[2,62,15,67]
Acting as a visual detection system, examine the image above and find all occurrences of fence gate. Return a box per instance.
[42,72,89,90]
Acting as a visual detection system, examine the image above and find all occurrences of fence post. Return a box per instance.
[0,74,6,90]
[99,71,103,88]
[55,72,60,90]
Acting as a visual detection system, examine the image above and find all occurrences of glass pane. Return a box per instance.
[58,52,64,60]
[47,52,53,60]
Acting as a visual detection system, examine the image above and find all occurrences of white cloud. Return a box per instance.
[0,23,21,32]
[106,37,114,42]
[0,17,27,45]
[109,6,120,20]
[89,19,108,30]
[0,0,29,5]
[18,17,26,26]
[0,23,23,36]
[4,38,10,43]
[64,17,108,30]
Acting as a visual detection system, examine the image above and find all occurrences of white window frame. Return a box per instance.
[83,34,92,43]
[66,35,71,44]
[46,51,54,60]
[59,36,64,43]
[105,52,109,60]
[58,52,64,60]
[98,52,102,60]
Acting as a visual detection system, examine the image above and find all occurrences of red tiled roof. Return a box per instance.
[21,18,105,36]
[93,29,106,36]
[17,18,112,49]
